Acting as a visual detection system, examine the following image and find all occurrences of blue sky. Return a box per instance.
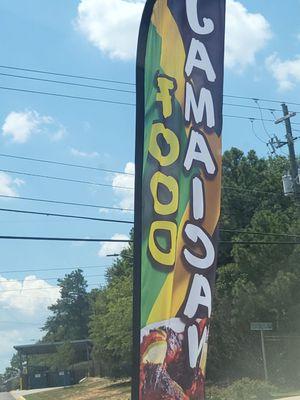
[0,0,299,372]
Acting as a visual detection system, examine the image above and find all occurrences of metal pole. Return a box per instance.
[282,103,300,200]
[260,330,268,382]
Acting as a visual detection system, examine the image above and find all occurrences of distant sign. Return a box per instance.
[251,322,273,331]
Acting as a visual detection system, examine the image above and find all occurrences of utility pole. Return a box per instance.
[271,104,299,201]
[282,103,299,199]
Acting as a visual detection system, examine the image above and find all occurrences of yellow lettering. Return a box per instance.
[149,123,179,167]
[150,172,178,215]
[156,76,176,118]
[149,221,177,267]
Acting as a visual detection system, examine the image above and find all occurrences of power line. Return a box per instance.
[0,170,289,196]
[250,119,268,144]
[1,84,299,125]
[1,64,300,107]
[0,85,136,106]
[0,283,101,293]
[0,235,297,245]
[0,153,134,176]
[0,236,132,242]
[221,229,300,239]
[223,113,300,125]
[0,193,134,212]
[224,103,297,113]
[0,265,109,275]
[0,72,135,94]
[0,206,296,238]
[1,71,298,113]
[0,168,134,190]
[0,320,42,326]
[0,64,135,86]
[0,206,298,238]
[224,94,300,108]
[0,273,106,284]
[0,207,134,225]
[254,99,272,139]
[222,185,280,196]
[220,240,299,245]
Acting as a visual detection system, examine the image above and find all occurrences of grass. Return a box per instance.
[24,378,131,400]
[273,390,300,399]
[22,377,300,400]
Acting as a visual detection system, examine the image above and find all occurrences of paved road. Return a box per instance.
[0,393,14,400]
[279,398,300,400]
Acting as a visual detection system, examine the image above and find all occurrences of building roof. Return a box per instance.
[14,339,93,356]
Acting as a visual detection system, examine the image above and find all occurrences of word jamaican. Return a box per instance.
[148,0,218,369]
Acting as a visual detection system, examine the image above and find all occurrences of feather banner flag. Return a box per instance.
[133,1,226,398]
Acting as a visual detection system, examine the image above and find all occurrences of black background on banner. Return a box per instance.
[132,1,226,399]
[132,0,157,399]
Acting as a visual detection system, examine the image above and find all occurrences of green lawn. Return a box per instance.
[24,378,131,400]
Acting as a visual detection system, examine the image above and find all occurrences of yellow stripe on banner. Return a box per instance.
[147,1,222,325]
[147,141,222,325]
[151,0,186,114]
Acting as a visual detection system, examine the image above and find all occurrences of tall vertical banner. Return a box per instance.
[133,0,226,399]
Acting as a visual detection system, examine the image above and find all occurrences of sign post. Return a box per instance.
[250,322,273,382]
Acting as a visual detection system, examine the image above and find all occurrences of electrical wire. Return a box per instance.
[222,185,280,196]
[0,170,289,196]
[1,64,300,107]
[0,193,134,212]
[0,204,298,239]
[1,84,300,125]
[0,265,109,275]
[0,207,134,224]
[224,94,300,107]
[0,85,135,106]
[0,207,298,239]
[0,64,135,86]
[0,153,134,176]
[0,236,133,242]
[250,119,268,144]
[220,240,299,245]
[1,63,300,110]
[220,229,300,239]
[0,283,101,293]
[0,71,135,94]
[253,99,272,139]
[0,168,134,190]
[0,273,106,284]
[0,235,297,245]
[1,71,297,113]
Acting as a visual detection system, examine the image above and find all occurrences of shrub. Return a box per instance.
[206,379,275,400]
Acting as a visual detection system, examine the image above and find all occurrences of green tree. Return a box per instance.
[43,269,90,341]
[89,234,133,377]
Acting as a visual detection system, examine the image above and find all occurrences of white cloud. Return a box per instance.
[98,233,130,257]
[71,147,99,158]
[76,0,271,70]
[2,110,66,143]
[0,172,25,197]
[266,53,300,91]
[0,275,60,372]
[76,0,144,60]
[0,275,60,316]
[225,0,272,70]
[112,162,135,211]
[51,125,67,142]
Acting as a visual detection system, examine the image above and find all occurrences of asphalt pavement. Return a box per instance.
[0,394,14,400]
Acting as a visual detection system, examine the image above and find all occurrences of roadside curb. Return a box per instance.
[9,393,26,400]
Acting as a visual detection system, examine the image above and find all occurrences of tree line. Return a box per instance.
[2,147,300,387]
